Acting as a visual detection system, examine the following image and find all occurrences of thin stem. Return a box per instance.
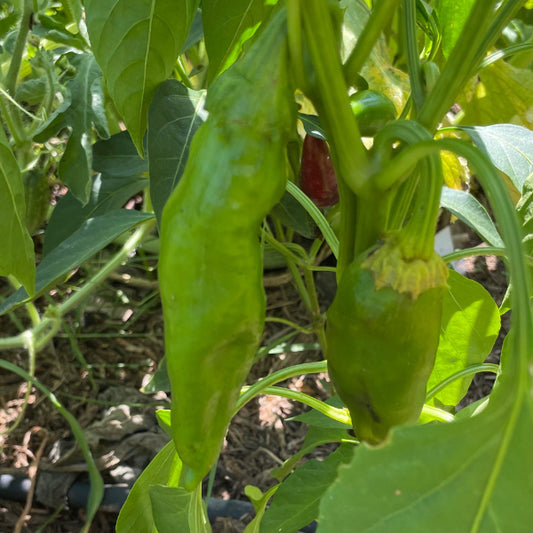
[402,0,425,114]
[57,219,155,316]
[0,359,104,533]
[286,180,339,259]
[442,246,506,264]
[240,385,351,426]
[237,361,327,411]
[302,267,327,350]
[4,0,32,95]
[425,363,500,402]
[302,0,369,194]
[343,0,401,83]
[420,404,454,423]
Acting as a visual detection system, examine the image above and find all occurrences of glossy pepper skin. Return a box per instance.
[158,10,294,491]
[326,237,448,444]
[349,89,397,136]
[299,134,339,208]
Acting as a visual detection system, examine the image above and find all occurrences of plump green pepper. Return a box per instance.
[349,89,397,136]
[326,236,449,444]
[158,10,294,491]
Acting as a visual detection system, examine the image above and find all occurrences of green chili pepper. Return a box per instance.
[349,89,397,136]
[158,10,294,491]
[326,235,449,444]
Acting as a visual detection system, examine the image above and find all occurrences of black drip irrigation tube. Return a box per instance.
[0,474,318,532]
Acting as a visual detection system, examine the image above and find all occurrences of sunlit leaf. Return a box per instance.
[457,61,533,132]
[203,0,272,82]
[116,441,181,533]
[436,0,475,58]
[428,270,500,408]
[341,0,409,113]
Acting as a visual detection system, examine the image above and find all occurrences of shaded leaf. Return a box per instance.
[148,79,207,226]
[261,444,353,533]
[428,270,500,408]
[116,441,181,533]
[150,485,211,533]
[0,210,154,315]
[34,53,109,204]
[440,186,504,247]
[92,130,148,177]
[85,0,200,156]
[44,173,147,255]
[0,129,35,295]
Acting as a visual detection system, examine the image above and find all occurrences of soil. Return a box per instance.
[0,220,509,533]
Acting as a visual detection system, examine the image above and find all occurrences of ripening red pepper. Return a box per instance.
[299,134,339,208]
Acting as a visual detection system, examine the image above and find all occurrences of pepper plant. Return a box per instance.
[1,1,533,532]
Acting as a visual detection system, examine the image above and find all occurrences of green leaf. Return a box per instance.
[44,173,147,255]
[0,129,35,295]
[440,186,504,247]
[149,485,211,533]
[92,130,148,177]
[202,0,272,82]
[148,79,207,226]
[261,444,353,533]
[436,0,475,58]
[0,210,154,315]
[116,441,181,533]
[457,62,533,133]
[84,0,200,156]
[428,270,501,408]
[244,485,280,533]
[270,190,317,240]
[319,333,533,532]
[341,0,409,113]
[33,53,109,204]
[460,124,533,193]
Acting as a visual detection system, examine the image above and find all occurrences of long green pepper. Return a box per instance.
[158,11,295,491]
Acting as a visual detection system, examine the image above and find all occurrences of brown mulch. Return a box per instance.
[0,220,510,532]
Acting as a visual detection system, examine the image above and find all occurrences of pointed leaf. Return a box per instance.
[85,0,200,156]
[44,173,147,255]
[203,0,271,81]
[460,124,533,193]
[0,131,35,294]
[440,186,504,247]
[261,444,353,533]
[148,79,207,226]
[0,210,154,315]
[428,270,500,408]
[34,53,109,204]
[116,441,181,533]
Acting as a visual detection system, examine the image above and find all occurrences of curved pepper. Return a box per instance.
[158,10,294,491]
[326,236,449,444]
